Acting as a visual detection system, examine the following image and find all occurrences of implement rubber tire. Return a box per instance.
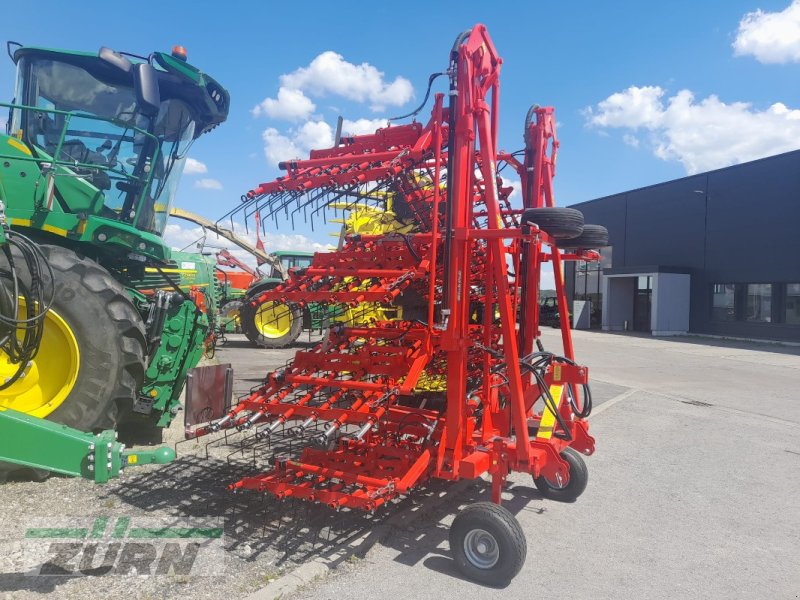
[533,447,589,502]
[558,224,609,249]
[450,502,527,586]
[36,245,146,431]
[521,207,584,239]
[241,298,302,349]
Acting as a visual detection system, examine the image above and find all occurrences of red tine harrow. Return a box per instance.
[201,24,608,584]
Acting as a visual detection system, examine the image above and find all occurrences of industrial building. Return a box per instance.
[565,150,800,342]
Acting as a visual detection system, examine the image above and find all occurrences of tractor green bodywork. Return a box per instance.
[0,43,229,428]
[125,250,221,425]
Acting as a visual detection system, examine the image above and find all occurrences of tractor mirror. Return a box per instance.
[133,63,160,117]
[98,47,132,74]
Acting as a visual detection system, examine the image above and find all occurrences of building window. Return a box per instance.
[712,284,735,321]
[746,284,772,323]
[786,283,800,325]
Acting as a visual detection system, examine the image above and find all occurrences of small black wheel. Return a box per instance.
[558,224,609,249]
[220,299,244,334]
[521,207,584,239]
[533,447,589,502]
[449,502,527,586]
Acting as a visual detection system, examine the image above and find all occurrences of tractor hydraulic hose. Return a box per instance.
[0,225,56,390]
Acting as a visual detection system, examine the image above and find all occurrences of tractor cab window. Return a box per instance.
[23,58,148,216]
[136,99,195,235]
[280,255,313,271]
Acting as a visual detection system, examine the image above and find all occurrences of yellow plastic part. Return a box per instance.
[535,385,564,441]
[255,301,293,338]
[0,303,80,418]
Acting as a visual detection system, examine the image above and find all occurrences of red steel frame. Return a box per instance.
[199,24,596,511]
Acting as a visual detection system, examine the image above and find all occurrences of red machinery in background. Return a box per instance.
[201,25,608,585]
[215,248,260,291]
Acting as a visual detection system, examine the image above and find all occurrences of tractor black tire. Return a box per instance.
[521,207,584,239]
[220,299,244,334]
[35,245,147,432]
[0,243,146,481]
[558,224,610,249]
[450,502,527,586]
[241,298,303,349]
[533,446,589,502]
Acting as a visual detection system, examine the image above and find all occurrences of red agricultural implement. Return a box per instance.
[199,24,608,584]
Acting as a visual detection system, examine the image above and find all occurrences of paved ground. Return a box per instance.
[0,331,798,599]
[294,330,800,600]
[0,335,315,600]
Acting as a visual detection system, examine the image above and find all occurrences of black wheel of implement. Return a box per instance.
[220,299,244,334]
[533,447,589,502]
[558,224,609,250]
[521,207,584,239]
[241,295,302,349]
[450,502,527,586]
[1,244,145,432]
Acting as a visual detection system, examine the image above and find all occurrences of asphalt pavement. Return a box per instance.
[0,331,797,600]
[292,330,800,600]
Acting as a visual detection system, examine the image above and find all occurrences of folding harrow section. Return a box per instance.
[197,23,604,585]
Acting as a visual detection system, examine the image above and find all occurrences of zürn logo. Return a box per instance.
[24,516,223,576]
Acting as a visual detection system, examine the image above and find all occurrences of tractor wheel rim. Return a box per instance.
[255,301,293,338]
[463,528,499,569]
[0,303,80,417]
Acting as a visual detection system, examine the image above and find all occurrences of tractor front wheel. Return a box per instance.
[0,244,146,432]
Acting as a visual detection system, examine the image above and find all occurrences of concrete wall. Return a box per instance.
[652,273,691,335]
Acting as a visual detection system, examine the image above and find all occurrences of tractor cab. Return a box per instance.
[2,44,229,259]
[270,251,314,279]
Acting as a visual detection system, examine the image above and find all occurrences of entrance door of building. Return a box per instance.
[633,276,652,332]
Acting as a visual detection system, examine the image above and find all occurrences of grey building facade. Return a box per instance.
[565,150,800,342]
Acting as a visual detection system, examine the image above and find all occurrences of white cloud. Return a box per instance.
[733,0,800,63]
[261,117,396,166]
[280,51,413,111]
[163,221,328,270]
[184,157,208,175]
[262,127,301,165]
[586,85,666,129]
[622,133,640,148]
[194,178,223,190]
[585,85,800,173]
[252,87,316,121]
[341,118,388,136]
[253,53,412,166]
[262,119,337,166]
[294,120,334,149]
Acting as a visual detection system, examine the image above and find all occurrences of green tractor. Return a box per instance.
[0,42,229,440]
[238,250,314,349]
[166,207,321,348]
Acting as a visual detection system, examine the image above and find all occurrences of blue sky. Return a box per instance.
[2,0,799,254]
